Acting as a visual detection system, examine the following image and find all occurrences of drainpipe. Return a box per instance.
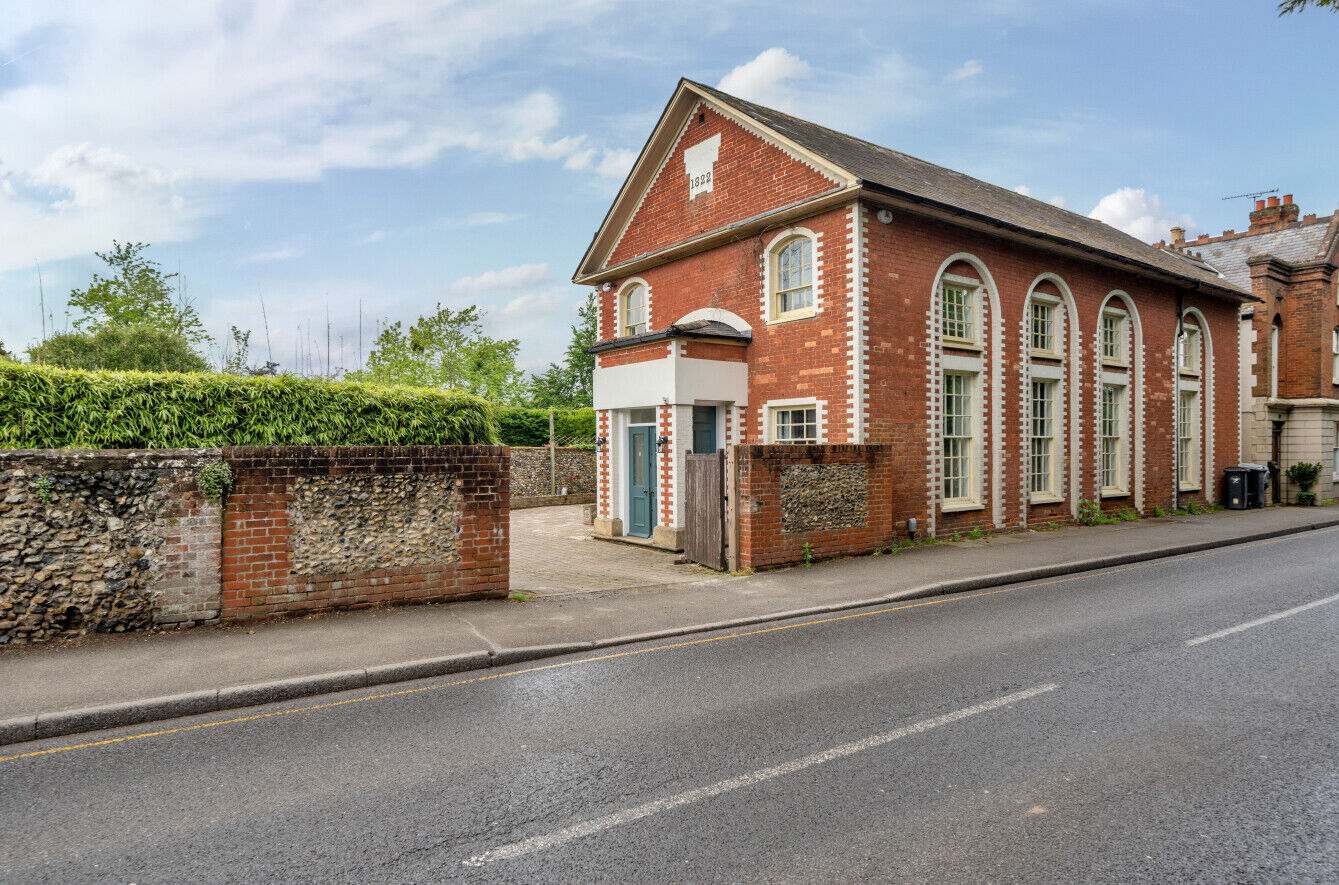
[1174,291,1184,514]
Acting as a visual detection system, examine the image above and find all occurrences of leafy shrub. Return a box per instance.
[1285,461,1324,493]
[496,406,596,447]
[197,461,233,503]
[0,363,498,449]
[28,325,209,374]
[1077,498,1107,526]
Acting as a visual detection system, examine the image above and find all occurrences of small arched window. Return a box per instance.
[771,236,814,319]
[621,284,646,337]
[1270,320,1281,398]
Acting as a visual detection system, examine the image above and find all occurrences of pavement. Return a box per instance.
[1,503,1337,746]
[3,520,1337,882]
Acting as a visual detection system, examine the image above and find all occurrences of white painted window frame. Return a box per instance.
[1178,326,1201,376]
[618,279,649,338]
[763,229,819,325]
[941,367,983,511]
[940,273,983,349]
[1101,308,1129,367]
[762,397,825,444]
[1029,377,1061,503]
[1100,379,1128,497]
[1177,384,1201,491]
[1029,293,1060,358]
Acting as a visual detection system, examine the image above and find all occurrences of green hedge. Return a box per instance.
[0,364,499,449]
[496,406,596,447]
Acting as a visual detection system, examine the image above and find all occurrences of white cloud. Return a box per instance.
[716,48,931,136]
[245,246,300,263]
[1089,187,1194,242]
[0,1,625,268]
[362,230,387,243]
[1048,195,1067,209]
[449,262,552,295]
[946,59,983,81]
[718,48,811,111]
[1014,185,1033,197]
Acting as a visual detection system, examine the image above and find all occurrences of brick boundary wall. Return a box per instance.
[736,444,895,571]
[220,446,509,620]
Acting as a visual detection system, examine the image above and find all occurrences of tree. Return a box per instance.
[221,326,280,376]
[347,304,526,402]
[1278,0,1335,12]
[526,291,597,408]
[66,242,210,345]
[27,325,211,373]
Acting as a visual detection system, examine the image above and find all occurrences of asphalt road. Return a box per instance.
[2,528,1337,884]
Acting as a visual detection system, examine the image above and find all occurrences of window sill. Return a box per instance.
[1101,359,1129,369]
[765,310,817,326]
[1178,483,1202,492]
[941,500,984,513]
[1029,493,1064,505]
[1179,369,1201,379]
[942,339,982,352]
[1100,488,1129,500]
[1029,350,1060,361]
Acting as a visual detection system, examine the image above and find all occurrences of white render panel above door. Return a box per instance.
[594,354,748,410]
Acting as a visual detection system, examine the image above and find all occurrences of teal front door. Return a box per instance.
[628,426,655,537]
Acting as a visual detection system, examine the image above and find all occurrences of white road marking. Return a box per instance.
[462,682,1058,867]
[1186,590,1339,646]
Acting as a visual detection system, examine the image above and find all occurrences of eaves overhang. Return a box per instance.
[587,322,751,355]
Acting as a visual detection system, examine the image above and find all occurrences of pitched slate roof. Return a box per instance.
[685,80,1248,300]
[1176,220,1335,291]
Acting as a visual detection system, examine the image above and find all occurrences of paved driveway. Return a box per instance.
[510,504,716,596]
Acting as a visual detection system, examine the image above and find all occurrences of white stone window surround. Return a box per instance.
[927,254,1004,534]
[1022,274,1081,522]
[761,397,826,444]
[1094,292,1144,512]
[761,227,823,325]
[1179,307,1217,501]
[1331,327,1339,385]
[616,277,652,338]
[940,272,984,349]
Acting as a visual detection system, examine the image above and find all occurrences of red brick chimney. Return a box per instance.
[1249,193,1300,233]
[1169,226,1186,248]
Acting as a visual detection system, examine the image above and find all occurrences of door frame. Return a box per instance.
[626,424,656,538]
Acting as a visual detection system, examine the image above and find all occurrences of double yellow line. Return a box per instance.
[2,528,1325,766]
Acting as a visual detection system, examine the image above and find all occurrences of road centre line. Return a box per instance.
[2,527,1331,766]
[1185,589,1339,646]
[462,682,1059,867]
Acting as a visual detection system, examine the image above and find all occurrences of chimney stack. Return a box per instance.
[1249,192,1300,233]
[1169,226,1186,247]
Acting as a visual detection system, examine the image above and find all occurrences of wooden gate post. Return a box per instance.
[726,445,739,572]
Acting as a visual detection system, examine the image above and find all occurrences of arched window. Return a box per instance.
[621,283,646,337]
[771,236,814,319]
[1025,280,1068,506]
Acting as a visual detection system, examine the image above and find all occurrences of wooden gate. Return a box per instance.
[685,450,726,570]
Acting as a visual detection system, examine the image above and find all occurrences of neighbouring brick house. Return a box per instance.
[576,79,1251,548]
[1156,196,1339,502]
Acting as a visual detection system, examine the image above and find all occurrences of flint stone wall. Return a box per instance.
[780,464,868,533]
[510,447,596,500]
[289,474,462,575]
[736,444,895,571]
[0,449,222,645]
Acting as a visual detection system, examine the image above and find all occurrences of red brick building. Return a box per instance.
[576,80,1251,547]
[1157,196,1339,501]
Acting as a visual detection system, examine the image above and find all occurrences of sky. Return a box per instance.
[1,0,1335,374]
